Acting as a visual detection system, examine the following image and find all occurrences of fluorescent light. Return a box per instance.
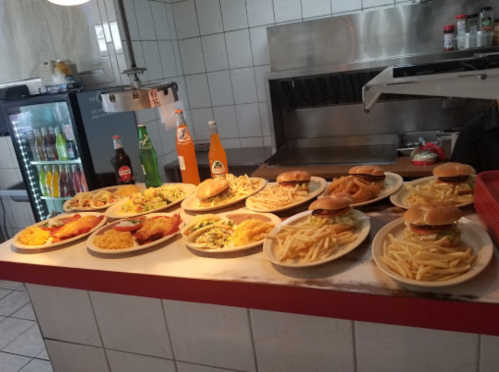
[47,0,90,6]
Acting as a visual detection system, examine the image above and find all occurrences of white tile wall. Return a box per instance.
[207,71,234,107]
[195,0,224,35]
[186,74,212,108]
[274,0,302,22]
[201,34,229,72]
[106,349,176,372]
[247,0,274,27]
[173,0,200,39]
[213,106,239,138]
[46,340,109,372]
[225,29,253,69]
[236,103,262,137]
[179,37,206,74]
[220,0,248,31]
[301,0,331,19]
[231,68,258,105]
[151,1,172,40]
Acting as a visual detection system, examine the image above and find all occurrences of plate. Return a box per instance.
[263,209,371,268]
[372,217,493,287]
[390,176,474,209]
[89,184,145,209]
[184,211,281,253]
[87,212,183,254]
[181,178,267,212]
[12,212,107,250]
[324,172,403,207]
[105,183,196,219]
[245,177,327,213]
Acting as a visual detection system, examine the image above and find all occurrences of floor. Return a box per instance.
[0,280,52,372]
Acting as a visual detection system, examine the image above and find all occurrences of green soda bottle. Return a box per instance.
[138,124,162,188]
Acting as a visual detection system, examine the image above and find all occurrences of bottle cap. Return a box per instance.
[112,135,120,139]
[444,25,455,32]
[175,109,183,114]
[138,124,146,127]
[208,120,217,128]
[455,14,466,19]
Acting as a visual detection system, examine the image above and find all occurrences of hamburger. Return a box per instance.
[196,178,232,207]
[403,201,463,247]
[308,193,357,233]
[348,165,386,187]
[433,162,476,188]
[277,171,311,192]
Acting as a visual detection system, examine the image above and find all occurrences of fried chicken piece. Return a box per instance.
[134,214,182,245]
[51,215,104,242]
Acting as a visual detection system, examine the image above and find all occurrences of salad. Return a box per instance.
[119,185,186,214]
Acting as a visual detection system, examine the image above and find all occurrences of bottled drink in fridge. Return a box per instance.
[48,126,57,148]
[138,124,162,188]
[55,126,69,161]
[63,123,79,160]
[78,165,89,192]
[175,109,200,185]
[34,128,46,161]
[51,165,60,197]
[37,165,48,196]
[208,120,229,179]
[111,135,135,185]
[45,165,53,197]
[42,127,57,161]
[71,165,83,193]
[58,165,68,197]
[27,130,39,161]
[65,165,76,196]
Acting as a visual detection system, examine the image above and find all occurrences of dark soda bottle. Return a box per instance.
[111,135,135,185]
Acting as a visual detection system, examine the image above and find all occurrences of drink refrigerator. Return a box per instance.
[0,90,142,222]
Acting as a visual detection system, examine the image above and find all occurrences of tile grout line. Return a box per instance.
[159,300,179,372]
[246,309,260,372]
[87,291,113,372]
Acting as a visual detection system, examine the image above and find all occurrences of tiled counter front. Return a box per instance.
[28,284,499,372]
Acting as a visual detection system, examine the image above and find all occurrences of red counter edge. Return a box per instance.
[2,261,498,336]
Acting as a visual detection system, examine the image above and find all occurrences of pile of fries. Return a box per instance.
[380,234,476,282]
[247,184,309,210]
[226,174,261,198]
[266,218,357,263]
[326,176,381,203]
[404,180,474,207]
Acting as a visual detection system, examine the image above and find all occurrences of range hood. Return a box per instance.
[363,53,499,112]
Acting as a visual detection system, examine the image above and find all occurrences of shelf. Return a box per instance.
[40,196,72,201]
[30,160,81,166]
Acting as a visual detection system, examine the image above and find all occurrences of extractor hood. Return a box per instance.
[363,53,499,112]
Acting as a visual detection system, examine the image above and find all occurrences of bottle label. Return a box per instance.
[64,125,75,141]
[444,34,454,49]
[178,156,186,171]
[118,166,133,182]
[177,128,191,143]
[140,135,153,150]
[211,160,226,176]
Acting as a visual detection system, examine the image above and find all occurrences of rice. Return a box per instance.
[113,185,142,199]
[232,220,275,247]
[93,229,134,249]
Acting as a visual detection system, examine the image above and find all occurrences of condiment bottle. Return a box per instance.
[480,7,493,32]
[456,14,467,50]
[494,20,499,46]
[444,25,455,51]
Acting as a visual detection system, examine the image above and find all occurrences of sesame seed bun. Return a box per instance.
[277,171,311,183]
[403,201,463,226]
[196,178,229,200]
[433,163,476,178]
[348,165,385,176]
[309,193,353,211]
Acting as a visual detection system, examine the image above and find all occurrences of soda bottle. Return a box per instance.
[71,165,83,193]
[42,127,57,161]
[111,135,135,185]
[34,128,46,161]
[48,126,57,148]
[63,123,79,160]
[138,124,162,188]
[58,165,68,197]
[208,120,229,178]
[175,109,200,185]
[51,165,60,197]
[36,165,48,196]
[78,165,89,192]
[55,126,69,161]
[28,130,39,161]
[65,165,76,196]
[45,165,52,197]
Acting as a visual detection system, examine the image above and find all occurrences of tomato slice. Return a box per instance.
[113,219,143,232]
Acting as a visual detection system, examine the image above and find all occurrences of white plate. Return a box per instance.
[181,178,267,212]
[245,177,327,213]
[105,183,196,219]
[185,211,282,253]
[12,212,107,250]
[263,209,371,268]
[89,185,145,209]
[324,172,403,207]
[87,212,183,254]
[390,176,474,209]
[372,217,493,288]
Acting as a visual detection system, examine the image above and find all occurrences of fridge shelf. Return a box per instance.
[40,196,72,201]
[30,160,81,166]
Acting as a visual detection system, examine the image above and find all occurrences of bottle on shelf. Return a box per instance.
[78,165,88,192]
[63,123,79,160]
[48,126,57,148]
[45,165,53,197]
[138,124,162,188]
[51,165,60,197]
[111,135,135,185]
[36,165,48,196]
[27,130,39,161]
[55,126,69,161]
[34,128,46,161]
[71,164,83,193]
[42,127,57,161]
[175,109,200,185]
[65,165,76,196]
[208,120,229,179]
[58,165,68,197]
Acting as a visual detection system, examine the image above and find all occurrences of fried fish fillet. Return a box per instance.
[52,215,104,242]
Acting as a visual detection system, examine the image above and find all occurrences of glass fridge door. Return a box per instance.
[6,101,89,220]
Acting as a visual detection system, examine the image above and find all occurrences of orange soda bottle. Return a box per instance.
[51,165,60,197]
[208,120,228,178]
[175,109,200,185]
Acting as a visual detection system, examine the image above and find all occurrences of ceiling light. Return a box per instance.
[47,0,91,6]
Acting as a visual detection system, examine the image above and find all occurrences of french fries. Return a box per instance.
[266,218,358,264]
[326,176,382,204]
[403,180,474,207]
[247,184,309,210]
[225,174,261,198]
[380,233,476,282]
